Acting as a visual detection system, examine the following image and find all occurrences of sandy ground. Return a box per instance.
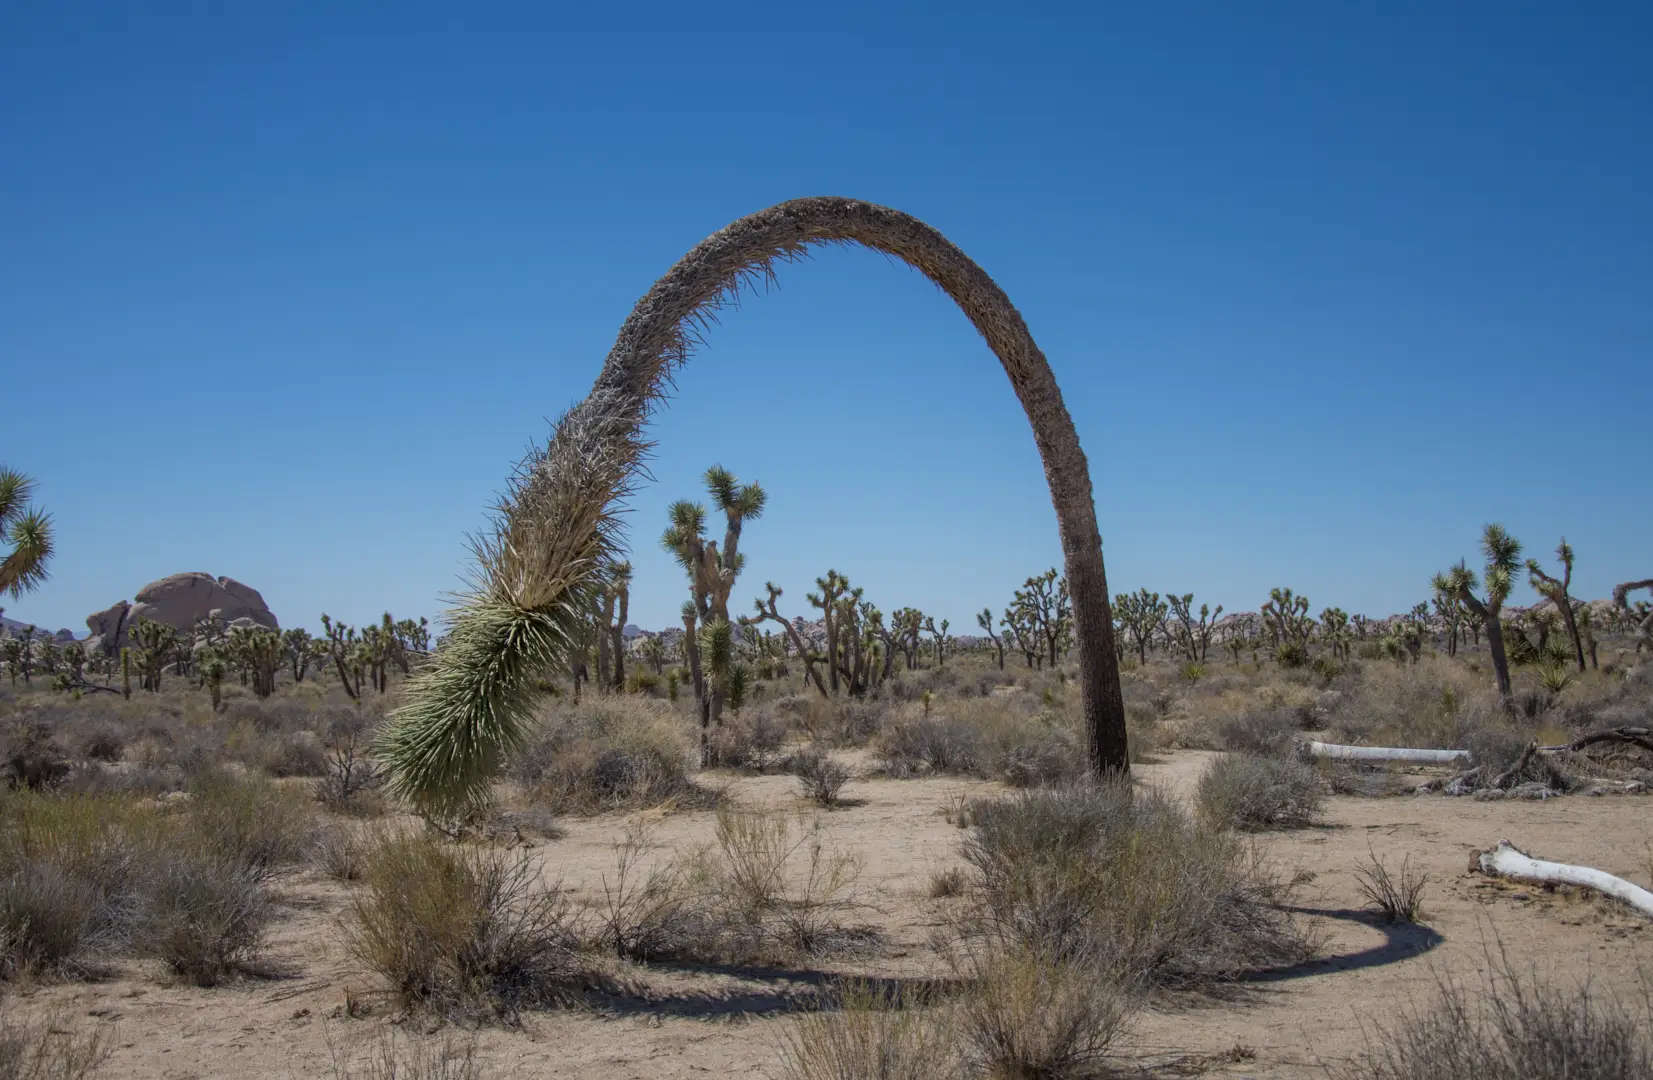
[6,750,1650,1079]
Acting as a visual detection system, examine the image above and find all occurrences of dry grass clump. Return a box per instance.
[345,832,583,1020]
[313,823,373,883]
[184,770,319,878]
[952,944,1139,1079]
[792,697,884,747]
[1196,753,1323,830]
[326,1028,485,1080]
[1352,848,1428,924]
[791,745,850,808]
[706,709,792,771]
[1217,707,1300,756]
[510,698,695,814]
[927,866,969,899]
[132,848,267,985]
[1335,954,1652,1080]
[0,1012,111,1080]
[1324,658,1500,749]
[958,780,1314,988]
[780,980,961,1080]
[0,792,152,977]
[873,698,1084,788]
[0,777,314,983]
[592,809,868,965]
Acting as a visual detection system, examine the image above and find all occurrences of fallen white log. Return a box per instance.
[1304,741,1469,765]
[1476,840,1653,918]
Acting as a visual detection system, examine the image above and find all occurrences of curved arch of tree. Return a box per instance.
[377,197,1128,815]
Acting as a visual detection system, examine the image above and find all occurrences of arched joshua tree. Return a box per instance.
[376,197,1127,816]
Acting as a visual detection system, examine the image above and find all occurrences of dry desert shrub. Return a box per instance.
[0,1012,111,1080]
[0,792,152,977]
[791,745,850,808]
[1352,848,1429,925]
[705,708,791,771]
[1335,953,1652,1080]
[591,808,867,965]
[953,944,1139,1079]
[1217,707,1300,756]
[957,780,1314,988]
[780,979,961,1080]
[1196,753,1323,830]
[132,848,267,985]
[0,775,314,983]
[873,698,1083,787]
[327,1026,485,1080]
[509,698,696,814]
[344,832,583,1020]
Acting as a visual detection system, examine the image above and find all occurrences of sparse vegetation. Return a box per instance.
[1336,952,1652,1080]
[344,832,583,1019]
[1196,752,1323,830]
[1352,847,1429,924]
[780,980,960,1080]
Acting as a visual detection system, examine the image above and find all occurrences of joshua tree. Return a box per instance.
[0,467,52,600]
[228,626,283,698]
[1429,575,1467,657]
[1261,588,1315,665]
[282,628,316,682]
[977,607,1005,669]
[1318,607,1352,662]
[1168,593,1224,663]
[129,616,179,693]
[749,581,828,696]
[1113,588,1167,665]
[1612,579,1653,652]
[320,614,363,700]
[639,634,667,675]
[376,197,1128,817]
[663,467,766,719]
[890,607,925,670]
[1441,524,1523,700]
[924,616,952,667]
[1526,539,1585,673]
[1011,569,1071,668]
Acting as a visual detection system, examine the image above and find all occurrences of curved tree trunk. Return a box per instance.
[379,199,1129,815]
[579,199,1125,773]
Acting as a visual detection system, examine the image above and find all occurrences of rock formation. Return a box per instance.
[84,573,278,655]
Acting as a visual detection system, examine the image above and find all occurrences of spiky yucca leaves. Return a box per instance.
[0,466,53,599]
[376,395,646,817]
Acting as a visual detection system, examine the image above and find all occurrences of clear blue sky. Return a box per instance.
[3,3,1649,638]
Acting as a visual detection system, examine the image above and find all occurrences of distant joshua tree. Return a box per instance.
[376,197,1128,817]
[1526,538,1586,673]
[1440,524,1523,701]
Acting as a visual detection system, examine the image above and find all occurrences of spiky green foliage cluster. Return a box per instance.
[0,466,53,600]
[375,394,645,817]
